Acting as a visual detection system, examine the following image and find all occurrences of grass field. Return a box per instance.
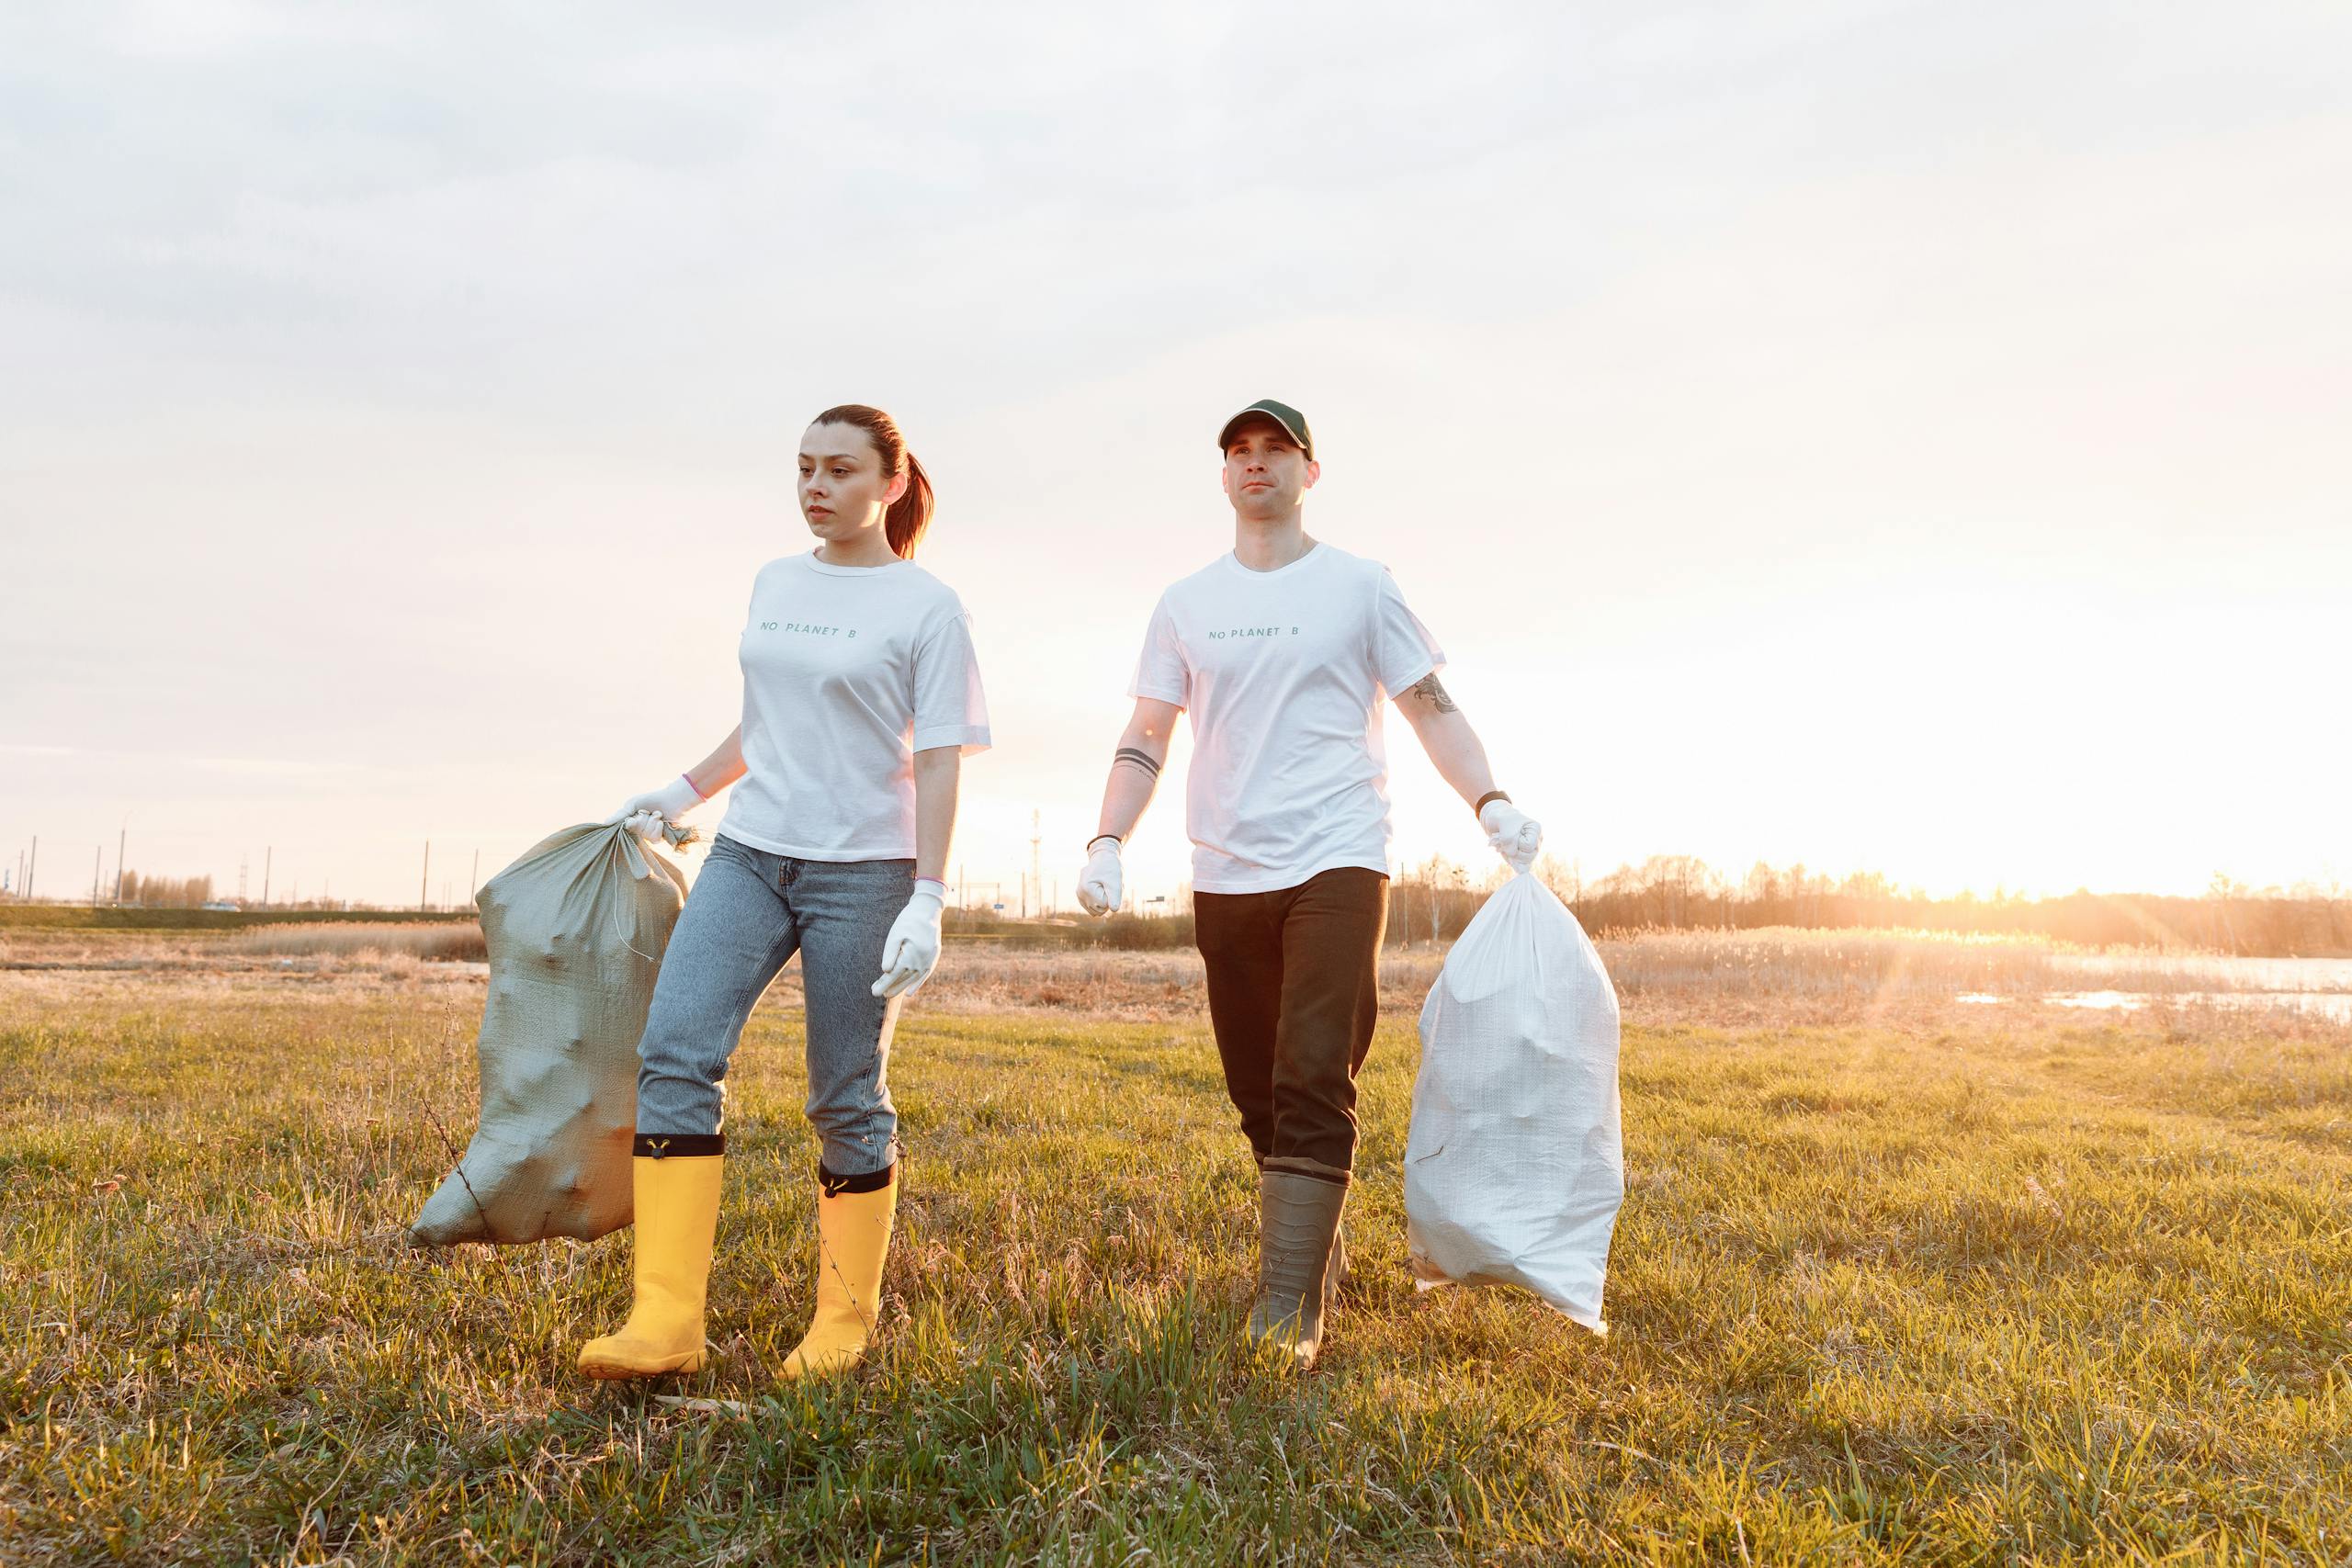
[3,939,2349,1563]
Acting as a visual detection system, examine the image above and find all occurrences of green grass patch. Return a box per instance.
[1,985,2347,1562]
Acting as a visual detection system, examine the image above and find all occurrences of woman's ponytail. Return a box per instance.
[886,450,933,560]
[811,403,933,559]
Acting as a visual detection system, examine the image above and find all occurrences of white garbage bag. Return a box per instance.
[1404,870,1623,1332]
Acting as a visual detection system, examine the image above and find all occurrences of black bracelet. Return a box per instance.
[1087,834,1122,852]
[1473,790,1511,818]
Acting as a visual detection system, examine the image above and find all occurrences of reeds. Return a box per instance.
[224,921,489,963]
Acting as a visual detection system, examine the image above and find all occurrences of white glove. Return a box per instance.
[1076,837,1123,917]
[871,883,945,998]
[604,775,705,841]
[1478,798,1542,873]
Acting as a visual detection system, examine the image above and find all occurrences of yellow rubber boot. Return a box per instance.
[782,1166,898,1380]
[579,1151,724,1380]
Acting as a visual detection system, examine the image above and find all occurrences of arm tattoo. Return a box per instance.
[1407,673,1458,714]
[1113,747,1162,780]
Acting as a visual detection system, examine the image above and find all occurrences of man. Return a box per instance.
[1077,399,1542,1369]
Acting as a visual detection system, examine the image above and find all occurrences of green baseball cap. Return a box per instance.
[1216,399,1314,460]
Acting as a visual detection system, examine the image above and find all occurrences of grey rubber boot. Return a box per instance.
[1254,1154,1347,1308]
[1246,1170,1349,1370]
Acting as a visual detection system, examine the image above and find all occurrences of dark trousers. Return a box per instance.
[1193,866,1390,1180]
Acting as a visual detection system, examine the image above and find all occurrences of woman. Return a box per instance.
[580,404,989,1381]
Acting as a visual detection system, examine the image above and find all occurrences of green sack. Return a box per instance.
[411,822,689,1246]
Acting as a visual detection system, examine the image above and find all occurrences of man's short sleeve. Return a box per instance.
[1126,592,1190,706]
[912,608,992,754]
[1373,568,1445,697]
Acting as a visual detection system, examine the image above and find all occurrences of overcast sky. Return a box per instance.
[4,1,2346,908]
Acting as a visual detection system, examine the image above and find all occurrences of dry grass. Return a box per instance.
[7,923,2347,1038]
[224,920,489,963]
[910,929,2352,1034]
[0,922,486,975]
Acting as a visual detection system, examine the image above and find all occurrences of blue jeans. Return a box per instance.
[635,834,912,1178]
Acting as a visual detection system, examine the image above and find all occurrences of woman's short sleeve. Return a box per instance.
[911,608,991,754]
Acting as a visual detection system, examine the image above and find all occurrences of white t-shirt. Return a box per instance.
[718,550,990,862]
[1128,541,1444,895]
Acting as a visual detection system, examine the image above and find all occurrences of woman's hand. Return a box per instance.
[871,881,946,998]
[604,775,706,840]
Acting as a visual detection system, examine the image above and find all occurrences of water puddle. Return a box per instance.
[1957,990,2352,1021]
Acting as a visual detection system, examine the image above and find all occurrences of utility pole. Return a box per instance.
[262,846,272,908]
[26,837,35,901]
[469,849,480,903]
[92,846,102,907]
[1029,809,1042,919]
[238,854,248,904]
[115,819,128,905]
[420,840,431,912]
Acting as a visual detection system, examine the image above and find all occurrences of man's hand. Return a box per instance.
[605,775,705,840]
[1076,837,1124,916]
[871,883,946,998]
[1478,799,1542,873]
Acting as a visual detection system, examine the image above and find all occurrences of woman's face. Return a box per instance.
[797,422,907,544]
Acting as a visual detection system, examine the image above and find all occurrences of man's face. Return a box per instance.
[1220,418,1319,518]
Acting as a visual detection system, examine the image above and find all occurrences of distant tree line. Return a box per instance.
[1384,854,2352,957]
[51,871,347,911]
[55,857,2352,957]
[116,871,217,908]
